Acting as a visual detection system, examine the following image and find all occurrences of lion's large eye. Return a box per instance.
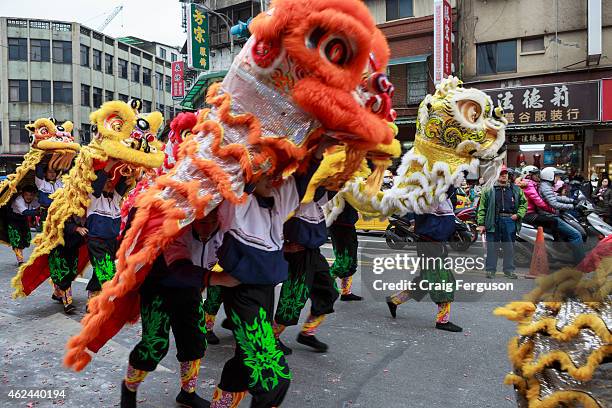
[457,100,482,124]
[39,127,48,135]
[104,114,124,132]
[306,28,353,66]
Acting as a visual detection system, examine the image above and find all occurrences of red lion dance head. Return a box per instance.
[65,0,395,371]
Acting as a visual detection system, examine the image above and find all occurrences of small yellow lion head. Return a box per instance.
[89,99,164,169]
[25,118,80,152]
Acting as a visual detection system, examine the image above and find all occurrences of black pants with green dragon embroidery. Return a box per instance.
[219,284,291,407]
[86,237,118,292]
[274,248,339,327]
[49,245,80,291]
[128,281,207,372]
[7,219,31,250]
[328,224,358,279]
[203,285,223,316]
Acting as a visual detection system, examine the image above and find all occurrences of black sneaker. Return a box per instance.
[277,338,292,355]
[63,303,76,315]
[220,318,233,331]
[296,333,328,352]
[120,381,137,408]
[340,293,363,301]
[51,294,63,304]
[504,272,518,279]
[176,389,211,408]
[435,322,463,332]
[206,330,220,345]
[486,271,495,279]
[386,300,397,318]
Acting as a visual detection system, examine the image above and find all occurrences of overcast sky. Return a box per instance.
[0,0,185,47]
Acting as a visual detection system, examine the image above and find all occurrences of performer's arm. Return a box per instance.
[91,170,108,198]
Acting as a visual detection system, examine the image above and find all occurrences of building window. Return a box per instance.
[30,39,50,62]
[9,121,30,144]
[143,100,152,112]
[8,38,27,61]
[159,48,167,59]
[93,87,103,108]
[81,84,90,107]
[407,62,428,105]
[165,75,171,93]
[80,44,90,67]
[105,54,113,74]
[52,40,72,63]
[476,40,517,75]
[521,36,545,54]
[119,93,129,102]
[156,72,163,90]
[80,123,91,144]
[9,80,28,102]
[31,80,51,103]
[53,81,72,104]
[93,49,102,71]
[131,63,140,82]
[118,58,128,79]
[171,53,177,62]
[105,90,114,101]
[386,0,413,21]
[143,67,152,86]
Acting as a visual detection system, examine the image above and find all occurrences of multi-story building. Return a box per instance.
[458,0,612,178]
[0,17,180,173]
[365,0,458,155]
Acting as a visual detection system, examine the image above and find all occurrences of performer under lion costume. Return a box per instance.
[0,118,79,262]
[11,100,165,308]
[64,0,397,376]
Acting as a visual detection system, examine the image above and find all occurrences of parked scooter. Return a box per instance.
[384,214,474,251]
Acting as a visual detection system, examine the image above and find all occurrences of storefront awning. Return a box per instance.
[388,54,430,66]
[180,70,228,109]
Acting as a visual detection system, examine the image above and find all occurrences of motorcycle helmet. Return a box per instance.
[521,165,539,177]
[540,167,557,182]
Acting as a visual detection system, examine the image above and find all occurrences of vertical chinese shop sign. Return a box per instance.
[187,3,209,70]
[171,61,185,98]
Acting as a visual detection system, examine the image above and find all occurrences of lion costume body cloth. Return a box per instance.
[64,0,399,371]
[494,236,611,408]
[11,100,165,298]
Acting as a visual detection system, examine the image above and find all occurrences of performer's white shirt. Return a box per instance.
[11,195,40,215]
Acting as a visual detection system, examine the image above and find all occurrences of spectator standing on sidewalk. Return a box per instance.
[477,166,527,279]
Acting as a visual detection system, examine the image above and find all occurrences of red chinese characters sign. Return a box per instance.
[433,0,452,84]
[484,81,601,126]
[172,61,185,99]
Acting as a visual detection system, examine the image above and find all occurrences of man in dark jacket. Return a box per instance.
[477,166,527,279]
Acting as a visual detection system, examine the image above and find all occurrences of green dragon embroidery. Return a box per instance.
[49,249,77,284]
[203,285,222,315]
[92,252,116,284]
[231,307,291,391]
[197,301,208,338]
[137,296,170,363]
[7,224,22,248]
[276,272,309,323]
[330,249,355,280]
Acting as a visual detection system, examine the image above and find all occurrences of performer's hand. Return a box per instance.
[476,226,486,234]
[210,271,240,287]
[511,214,518,221]
[76,227,88,236]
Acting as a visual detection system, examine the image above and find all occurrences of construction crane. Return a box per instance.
[97,5,123,32]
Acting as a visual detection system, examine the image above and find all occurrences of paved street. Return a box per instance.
[0,235,535,408]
